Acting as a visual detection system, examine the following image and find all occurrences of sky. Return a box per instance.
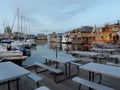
[0,0,120,35]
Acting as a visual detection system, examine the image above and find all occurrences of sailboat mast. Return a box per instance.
[29,23,30,34]
[17,8,20,32]
[20,15,22,33]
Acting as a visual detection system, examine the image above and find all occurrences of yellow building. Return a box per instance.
[94,22,120,43]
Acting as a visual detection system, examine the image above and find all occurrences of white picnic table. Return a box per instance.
[0,51,23,57]
[68,51,100,57]
[91,48,116,52]
[40,55,77,79]
[109,54,120,63]
[91,48,116,54]
[110,54,120,59]
[0,61,30,90]
[41,55,75,63]
[104,45,120,49]
[80,62,120,82]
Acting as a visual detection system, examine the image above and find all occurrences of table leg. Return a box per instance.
[16,78,19,90]
[65,63,67,78]
[68,63,71,77]
[115,58,118,64]
[89,71,91,81]
[89,71,94,82]
[89,71,93,90]
[48,60,51,66]
[8,81,10,90]
[92,72,94,82]
[45,59,47,64]
[55,62,59,68]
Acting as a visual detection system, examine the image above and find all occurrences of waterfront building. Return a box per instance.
[37,34,47,40]
[61,31,72,44]
[25,34,36,39]
[4,26,12,34]
[94,26,110,43]
[51,32,57,42]
[56,33,63,43]
[71,26,94,45]
[94,21,120,44]
[47,34,52,42]
[12,32,24,39]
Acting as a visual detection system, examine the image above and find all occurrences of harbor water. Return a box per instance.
[23,40,91,66]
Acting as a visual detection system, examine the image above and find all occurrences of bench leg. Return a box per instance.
[37,82,40,87]
[68,62,79,77]
[98,74,102,84]
[79,84,81,90]
[54,74,57,83]
[68,63,79,78]
[77,66,79,75]
[54,73,66,83]
[55,62,59,68]
[70,66,80,78]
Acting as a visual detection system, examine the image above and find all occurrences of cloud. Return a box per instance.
[41,30,51,32]
[24,16,39,25]
[51,0,99,22]
[7,0,120,34]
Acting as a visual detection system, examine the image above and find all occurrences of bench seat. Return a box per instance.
[27,73,42,87]
[70,61,82,66]
[34,62,64,83]
[34,86,50,90]
[106,62,120,67]
[75,57,94,62]
[35,62,63,74]
[72,77,115,90]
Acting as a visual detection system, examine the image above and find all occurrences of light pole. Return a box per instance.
[56,46,57,58]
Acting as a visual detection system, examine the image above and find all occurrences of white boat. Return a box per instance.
[11,40,31,50]
[10,41,31,56]
[0,45,7,51]
[24,38,36,46]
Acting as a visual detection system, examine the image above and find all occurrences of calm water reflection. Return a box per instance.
[23,40,92,66]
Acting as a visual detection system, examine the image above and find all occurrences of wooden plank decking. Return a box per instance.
[0,62,120,90]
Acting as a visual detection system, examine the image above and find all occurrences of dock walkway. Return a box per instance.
[0,62,119,90]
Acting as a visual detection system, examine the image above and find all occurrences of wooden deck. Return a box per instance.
[0,62,120,90]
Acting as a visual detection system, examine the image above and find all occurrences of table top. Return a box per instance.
[0,51,23,57]
[0,61,30,83]
[91,48,116,52]
[110,55,120,59]
[80,62,120,78]
[41,55,75,63]
[4,56,28,61]
[69,51,100,57]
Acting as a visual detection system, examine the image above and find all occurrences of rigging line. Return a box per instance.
[11,9,18,31]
